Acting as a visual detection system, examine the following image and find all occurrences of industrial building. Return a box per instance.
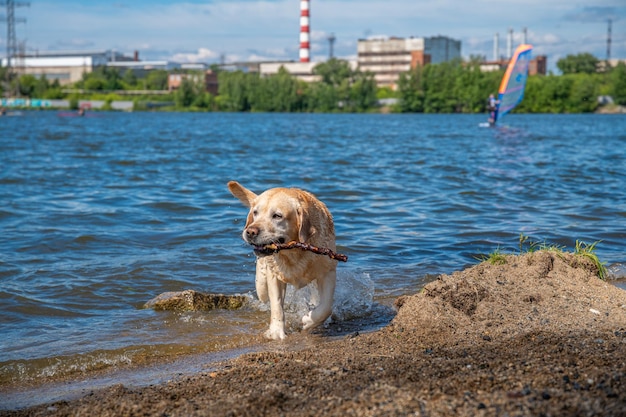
[357,35,462,88]
[260,61,320,82]
[168,70,219,95]
[167,62,324,95]
[480,55,547,76]
[216,60,329,83]
[1,50,179,85]
[479,30,547,75]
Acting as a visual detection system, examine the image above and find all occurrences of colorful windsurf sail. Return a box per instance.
[496,44,533,123]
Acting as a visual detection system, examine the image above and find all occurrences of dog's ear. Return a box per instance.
[228,181,257,208]
[297,206,317,243]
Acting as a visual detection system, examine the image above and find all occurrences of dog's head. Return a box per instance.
[228,181,316,256]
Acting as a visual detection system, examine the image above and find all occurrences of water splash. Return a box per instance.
[245,271,378,329]
[607,263,626,280]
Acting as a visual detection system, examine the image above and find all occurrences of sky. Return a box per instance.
[3,0,626,73]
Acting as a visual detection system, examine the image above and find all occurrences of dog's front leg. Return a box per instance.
[265,274,287,340]
[302,270,336,330]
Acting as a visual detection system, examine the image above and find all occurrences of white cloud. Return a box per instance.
[536,33,562,45]
[170,48,220,63]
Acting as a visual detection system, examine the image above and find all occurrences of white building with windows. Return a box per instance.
[357,35,461,88]
[1,50,179,85]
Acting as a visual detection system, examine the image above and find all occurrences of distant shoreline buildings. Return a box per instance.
[0,35,453,89]
[0,34,551,91]
[357,35,461,88]
[0,50,180,85]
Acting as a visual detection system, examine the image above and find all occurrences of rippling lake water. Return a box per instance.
[1,111,625,396]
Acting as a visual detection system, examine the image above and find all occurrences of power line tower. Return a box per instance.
[327,33,335,59]
[1,0,29,95]
[606,18,612,63]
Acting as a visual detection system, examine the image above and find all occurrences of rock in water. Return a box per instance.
[144,290,248,311]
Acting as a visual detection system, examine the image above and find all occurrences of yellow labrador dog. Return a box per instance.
[228,181,337,340]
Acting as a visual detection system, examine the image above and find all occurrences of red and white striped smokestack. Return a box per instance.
[299,0,310,62]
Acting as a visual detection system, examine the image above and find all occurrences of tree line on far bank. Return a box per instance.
[1,52,625,113]
[397,53,626,113]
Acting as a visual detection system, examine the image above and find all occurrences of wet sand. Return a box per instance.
[2,251,625,416]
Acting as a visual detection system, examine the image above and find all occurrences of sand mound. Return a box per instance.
[391,251,625,346]
[4,251,626,417]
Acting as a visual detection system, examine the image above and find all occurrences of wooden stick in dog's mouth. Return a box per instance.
[253,241,348,262]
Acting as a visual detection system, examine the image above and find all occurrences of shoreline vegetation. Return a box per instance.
[3,102,626,115]
[2,54,626,114]
[2,242,625,416]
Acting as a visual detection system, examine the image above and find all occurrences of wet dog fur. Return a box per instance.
[228,181,337,340]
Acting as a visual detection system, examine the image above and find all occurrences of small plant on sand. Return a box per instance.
[518,233,565,253]
[518,233,530,253]
[479,235,607,280]
[574,240,607,280]
[477,247,508,265]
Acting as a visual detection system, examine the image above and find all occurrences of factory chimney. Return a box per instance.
[507,27,513,58]
[299,0,310,62]
[493,33,499,61]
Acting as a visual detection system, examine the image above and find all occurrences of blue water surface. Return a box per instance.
[1,111,625,386]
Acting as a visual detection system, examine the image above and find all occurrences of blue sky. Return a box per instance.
[4,0,626,73]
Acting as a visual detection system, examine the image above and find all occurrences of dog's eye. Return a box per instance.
[272,213,283,219]
[253,210,258,217]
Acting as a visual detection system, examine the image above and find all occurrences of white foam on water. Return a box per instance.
[607,263,626,280]
[0,351,135,386]
[245,271,376,328]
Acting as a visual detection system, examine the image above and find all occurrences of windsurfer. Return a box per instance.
[487,93,499,125]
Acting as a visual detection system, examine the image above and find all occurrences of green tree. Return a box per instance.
[515,75,544,113]
[33,75,51,98]
[305,81,339,112]
[523,74,573,113]
[452,61,496,113]
[421,60,463,113]
[102,67,123,90]
[568,74,598,112]
[348,72,378,112]
[376,86,397,99]
[15,74,37,97]
[192,91,215,109]
[311,59,377,112]
[611,62,626,105]
[557,53,599,75]
[217,71,256,111]
[145,70,169,90]
[251,67,304,112]
[0,66,7,94]
[122,69,138,89]
[84,77,106,91]
[397,65,426,112]
[174,77,197,108]
[79,66,123,91]
[314,58,353,87]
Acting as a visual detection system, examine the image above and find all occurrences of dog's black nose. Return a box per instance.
[278,238,285,244]
[246,226,259,239]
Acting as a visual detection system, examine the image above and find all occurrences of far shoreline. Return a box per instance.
[2,103,626,115]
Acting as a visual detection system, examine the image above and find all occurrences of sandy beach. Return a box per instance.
[3,250,625,416]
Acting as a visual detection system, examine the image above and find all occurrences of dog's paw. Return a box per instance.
[264,326,286,341]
